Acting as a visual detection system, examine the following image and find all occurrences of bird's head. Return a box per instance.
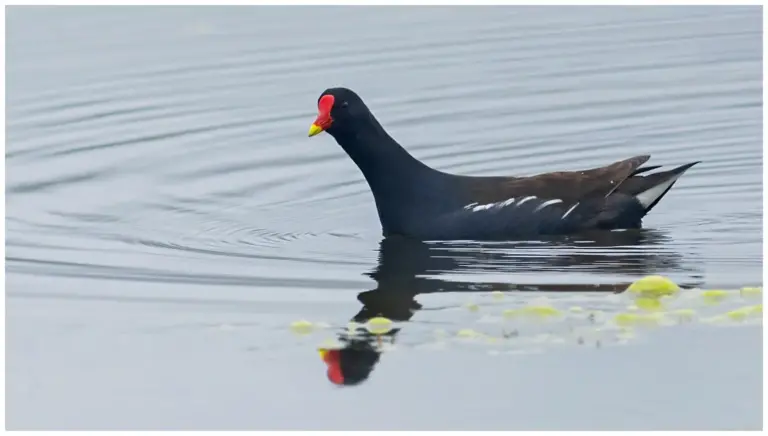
[307,87,372,139]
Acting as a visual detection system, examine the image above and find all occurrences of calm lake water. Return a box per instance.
[5,6,763,430]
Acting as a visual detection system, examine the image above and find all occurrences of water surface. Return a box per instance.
[5,6,763,430]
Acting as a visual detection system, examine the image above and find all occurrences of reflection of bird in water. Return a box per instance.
[318,230,703,386]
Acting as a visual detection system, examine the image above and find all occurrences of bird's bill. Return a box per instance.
[318,348,329,360]
[308,94,335,137]
[308,123,324,137]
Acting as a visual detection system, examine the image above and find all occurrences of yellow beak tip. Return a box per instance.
[308,124,324,137]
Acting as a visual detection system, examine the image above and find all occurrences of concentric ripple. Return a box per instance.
[5,7,764,430]
[6,6,762,295]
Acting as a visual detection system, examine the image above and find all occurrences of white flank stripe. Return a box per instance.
[464,197,518,212]
[534,199,563,212]
[516,196,537,207]
[472,203,495,212]
[561,202,579,219]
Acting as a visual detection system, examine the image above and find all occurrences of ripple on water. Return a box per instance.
[5,6,762,292]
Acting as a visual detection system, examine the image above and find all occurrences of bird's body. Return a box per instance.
[308,87,700,241]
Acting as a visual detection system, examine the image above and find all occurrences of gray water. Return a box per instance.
[5,6,763,430]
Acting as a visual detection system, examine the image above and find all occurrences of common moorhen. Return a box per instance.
[307,87,699,241]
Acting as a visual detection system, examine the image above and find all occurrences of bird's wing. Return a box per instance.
[460,155,651,205]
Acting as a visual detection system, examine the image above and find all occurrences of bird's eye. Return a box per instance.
[340,101,349,108]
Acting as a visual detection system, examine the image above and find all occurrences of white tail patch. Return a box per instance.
[561,202,579,219]
[534,199,563,212]
[635,174,683,209]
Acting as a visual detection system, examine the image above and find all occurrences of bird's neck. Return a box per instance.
[331,122,448,236]
[336,127,432,183]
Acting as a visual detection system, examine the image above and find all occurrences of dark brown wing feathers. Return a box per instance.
[463,155,651,204]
